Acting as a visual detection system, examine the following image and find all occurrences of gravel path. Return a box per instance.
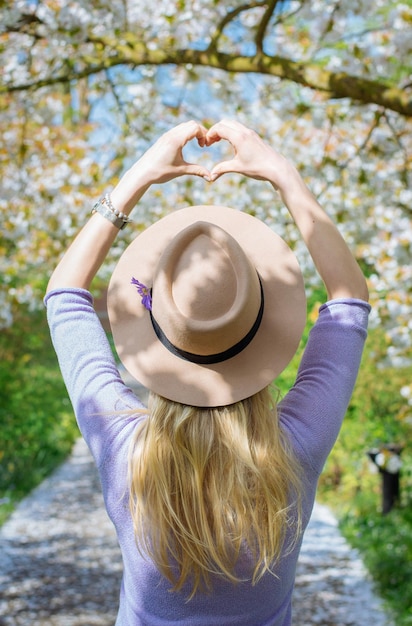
[0,437,394,626]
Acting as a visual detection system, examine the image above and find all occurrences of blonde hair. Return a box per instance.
[128,386,302,597]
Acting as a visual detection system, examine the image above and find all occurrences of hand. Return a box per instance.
[134,120,212,184]
[206,119,296,189]
[111,121,211,213]
[206,124,368,302]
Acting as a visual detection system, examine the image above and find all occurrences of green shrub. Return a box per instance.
[0,310,79,524]
[341,504,412,625]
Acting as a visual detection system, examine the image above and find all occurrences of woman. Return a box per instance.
[45,120,370,625]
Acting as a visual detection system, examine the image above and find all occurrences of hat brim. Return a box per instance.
[108,206,306,407]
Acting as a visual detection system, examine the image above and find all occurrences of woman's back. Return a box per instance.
[45,288,370,625]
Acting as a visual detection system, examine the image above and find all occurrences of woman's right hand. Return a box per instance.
[206,119,298,191]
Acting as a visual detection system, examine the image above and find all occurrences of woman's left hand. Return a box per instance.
[137,120,211,183]
[111,121,211,213]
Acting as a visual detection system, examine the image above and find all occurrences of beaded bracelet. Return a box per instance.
[91,192,133,230]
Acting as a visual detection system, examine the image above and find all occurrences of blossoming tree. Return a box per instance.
[1,1,411,395]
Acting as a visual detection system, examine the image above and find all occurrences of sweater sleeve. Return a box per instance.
[44,288,146,468]
[279,298,371,475]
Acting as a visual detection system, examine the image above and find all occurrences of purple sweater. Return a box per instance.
[45,288,370,626]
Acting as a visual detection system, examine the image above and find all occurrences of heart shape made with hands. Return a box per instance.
[183,131,234,181]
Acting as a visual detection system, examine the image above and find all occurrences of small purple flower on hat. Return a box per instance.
[131,277,152,311]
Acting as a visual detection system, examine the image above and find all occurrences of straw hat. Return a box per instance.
[107,205,306,407]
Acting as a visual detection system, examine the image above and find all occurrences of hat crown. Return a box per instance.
[152,222,262,356]
[108,204,306,407]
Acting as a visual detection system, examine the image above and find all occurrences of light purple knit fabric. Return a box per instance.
[45,288,370,626]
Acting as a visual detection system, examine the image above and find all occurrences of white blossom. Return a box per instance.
[0,0,411,373]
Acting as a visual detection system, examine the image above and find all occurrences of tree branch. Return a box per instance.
[1,38,411,117]
[255,0,282,54]
[208,2,265,52]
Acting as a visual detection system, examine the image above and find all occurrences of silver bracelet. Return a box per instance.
[91,193,133,230]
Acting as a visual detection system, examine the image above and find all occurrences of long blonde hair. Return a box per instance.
[128,386,302,597]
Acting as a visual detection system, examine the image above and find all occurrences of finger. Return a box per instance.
[177,120,208,148]
[205,119,233,145]
[205,125,228,147]
[204,127,222,147]
[181,161,213,181]
[209,158,240,180]
[196,126,208,148]
[206,119,245,146]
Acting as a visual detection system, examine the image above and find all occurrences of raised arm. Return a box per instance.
[206,120,369,302]
[46,121,211,293]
